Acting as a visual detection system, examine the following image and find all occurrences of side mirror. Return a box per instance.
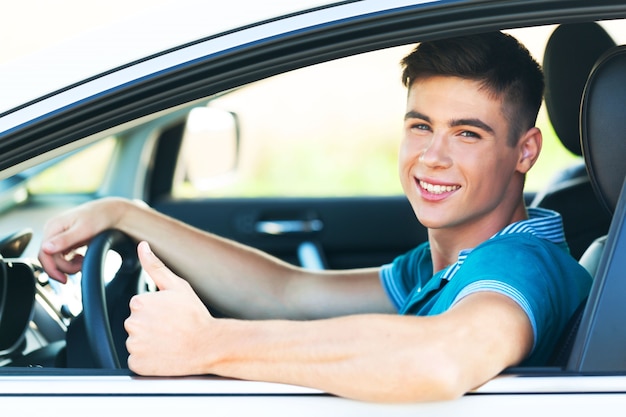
[177,107,240,191]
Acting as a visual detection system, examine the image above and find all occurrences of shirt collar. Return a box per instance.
[441,207,566,282]
[494,207,566,245]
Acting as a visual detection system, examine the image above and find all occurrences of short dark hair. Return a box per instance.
[401,32,544,145]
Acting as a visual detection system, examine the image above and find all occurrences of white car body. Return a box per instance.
[1,0,626,413]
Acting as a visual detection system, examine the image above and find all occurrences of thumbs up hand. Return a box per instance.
[125,241,215,376]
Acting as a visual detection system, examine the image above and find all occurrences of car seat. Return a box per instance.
[530,22,615,260]
[549,44,626,367]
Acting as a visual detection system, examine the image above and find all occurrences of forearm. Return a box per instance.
[203,314,467,403]
[114,199,391,319]
[200,294,532,402]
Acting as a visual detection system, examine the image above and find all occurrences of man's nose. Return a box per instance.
[419,134,452,168]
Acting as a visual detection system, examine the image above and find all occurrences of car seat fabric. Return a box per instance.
[550,44,626,368]
[581,45,626,215]
[531,22,615,260]
[543,22,616,156]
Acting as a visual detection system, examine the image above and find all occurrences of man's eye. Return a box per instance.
[410,123,430,132]
[460,130,481,139]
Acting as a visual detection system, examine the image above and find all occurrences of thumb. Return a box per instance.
[137,241,184,291]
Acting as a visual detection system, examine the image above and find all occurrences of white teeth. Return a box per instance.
[419,180,460,194]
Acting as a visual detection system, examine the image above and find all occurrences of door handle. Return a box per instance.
[255,219,323,235]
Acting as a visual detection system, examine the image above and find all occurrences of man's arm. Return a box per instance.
[126,241,534,403]
[38,197,395,319]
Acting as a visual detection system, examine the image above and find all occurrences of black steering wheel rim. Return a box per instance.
[81,229,141,369]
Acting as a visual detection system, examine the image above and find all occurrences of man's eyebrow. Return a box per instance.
[450,118,495,134]
[404,110,430,121]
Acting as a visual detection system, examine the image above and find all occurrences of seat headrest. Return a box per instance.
[544,23,616,156]
[581,45,626,214]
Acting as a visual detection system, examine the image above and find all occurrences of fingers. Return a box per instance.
[38,198,122,283]
[126,245,211,376]
[38,219,88,283]
[137,241,187,292]
[38,209,91,282]
[40,214,93,257]
[41,252,85,284]
[38,225,88,283]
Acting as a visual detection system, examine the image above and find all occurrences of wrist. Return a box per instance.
[108,197,148,232]
[202,318,238,374]
[202,318,266,377]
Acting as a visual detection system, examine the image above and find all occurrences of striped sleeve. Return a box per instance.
[451,280,538,350]
[379,263,407,311]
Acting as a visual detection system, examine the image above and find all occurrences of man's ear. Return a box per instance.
[516,127,542,174]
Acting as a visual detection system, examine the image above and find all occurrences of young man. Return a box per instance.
[38,32,591,403]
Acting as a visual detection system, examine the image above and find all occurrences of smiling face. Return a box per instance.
[400,76,541,246]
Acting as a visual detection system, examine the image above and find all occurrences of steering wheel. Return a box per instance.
[81,229,142,368]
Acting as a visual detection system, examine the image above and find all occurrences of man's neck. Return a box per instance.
[428,202,528,273]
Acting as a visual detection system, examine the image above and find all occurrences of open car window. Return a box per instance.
[169,25,612,201]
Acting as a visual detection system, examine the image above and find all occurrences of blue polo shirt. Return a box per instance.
[379,207,592,365]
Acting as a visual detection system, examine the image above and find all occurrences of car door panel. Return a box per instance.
[152,196,427,270]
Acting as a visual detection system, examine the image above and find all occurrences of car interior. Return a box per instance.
[0,18,625,380]
[565,43,626,372]
[530,22,614,261]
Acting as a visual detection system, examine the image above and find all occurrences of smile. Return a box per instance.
[419,180,461,195]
